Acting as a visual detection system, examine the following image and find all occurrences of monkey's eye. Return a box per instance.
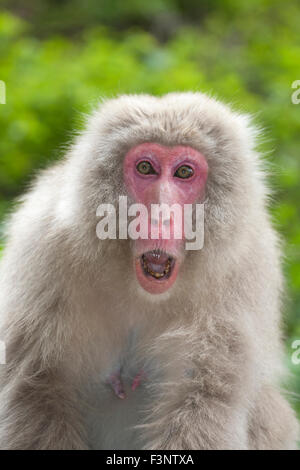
[174,165,194,179]
[136,161,156,175]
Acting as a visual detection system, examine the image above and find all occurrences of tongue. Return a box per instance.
[143,251,169,274]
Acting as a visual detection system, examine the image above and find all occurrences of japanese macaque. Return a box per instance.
[0,92,298,450]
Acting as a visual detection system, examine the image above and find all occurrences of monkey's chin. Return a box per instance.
[134,251,179,295]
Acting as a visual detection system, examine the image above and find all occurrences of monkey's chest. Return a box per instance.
[85,363,151,450]
[85,327,155,450]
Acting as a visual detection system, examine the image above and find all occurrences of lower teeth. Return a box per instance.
[143,258,171,278]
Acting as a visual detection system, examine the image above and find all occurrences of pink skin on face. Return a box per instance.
[123,143,208,294]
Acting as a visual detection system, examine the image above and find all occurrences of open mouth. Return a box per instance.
[135,249,179,294]
[141,250,175,281]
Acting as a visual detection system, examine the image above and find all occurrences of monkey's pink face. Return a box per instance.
[123,143,208,294]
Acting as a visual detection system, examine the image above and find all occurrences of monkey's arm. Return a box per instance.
[142,334,299,450]
[0,295,89,450]
[0,208,89,449]
[0,365,88,450]
[248,385,299,450]
[145,385,299,450]
[143,387,249,450]
[142,325,251,450]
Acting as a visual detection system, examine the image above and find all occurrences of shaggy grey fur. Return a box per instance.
[0,92,298,449]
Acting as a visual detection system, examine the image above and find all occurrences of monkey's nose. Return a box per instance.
[150,214,171,227]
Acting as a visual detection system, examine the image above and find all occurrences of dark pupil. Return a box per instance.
[137,161,151,174]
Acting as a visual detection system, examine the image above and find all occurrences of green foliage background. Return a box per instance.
[0,0,299,421]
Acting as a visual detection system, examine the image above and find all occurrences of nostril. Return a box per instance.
[150,217,171,227]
